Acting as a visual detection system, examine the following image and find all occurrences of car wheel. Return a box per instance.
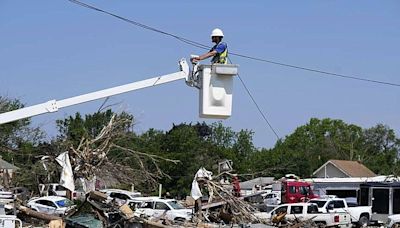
[314,222,326,228]
[174,218,186,223]
[358,215,369,227]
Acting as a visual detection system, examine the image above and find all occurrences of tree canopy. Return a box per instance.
[1,96,399,196]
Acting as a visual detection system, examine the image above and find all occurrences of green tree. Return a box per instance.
[0,96,43,152]
[258,118,400,178]
[267,118,365,177]
[56,110,134,146]
[360,124,400,175]
[0,96,45,191]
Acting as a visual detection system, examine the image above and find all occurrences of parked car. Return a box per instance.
[39,184,67,197]
[27,196,75,215]
[264,191,281,205]
[39,183,85,201]
[255,203,351,227]
[135,198,193,222]
[309,197,372,226]
[387,214,400,228]
[243,191,269,212]
[125,196,160,210]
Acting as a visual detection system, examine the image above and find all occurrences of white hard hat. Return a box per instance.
[211,28,224,37]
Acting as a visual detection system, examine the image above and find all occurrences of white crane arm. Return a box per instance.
[0,59,190,125]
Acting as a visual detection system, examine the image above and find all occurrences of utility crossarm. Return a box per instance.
[0,59,190,125]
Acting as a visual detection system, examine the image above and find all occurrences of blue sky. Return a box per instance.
[0,1,399,148]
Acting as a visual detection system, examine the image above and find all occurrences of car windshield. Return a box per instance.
[55,199,74,207]
[309,200,326,208]
[167,201,185,209]
[130,193,141,198]
[299,186,310,195]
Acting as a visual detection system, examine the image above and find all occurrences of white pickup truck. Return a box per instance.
[255,203,351,227]
[134,198,193,222]
[309,198,372,226]
[387,214,400,228]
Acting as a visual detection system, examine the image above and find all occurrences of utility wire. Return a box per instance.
[229,52,400,87]
[68,0,210,50]
[68,0,281,139]
[229,57,280,140]
[237,73,280,140]
[68,0,400,88]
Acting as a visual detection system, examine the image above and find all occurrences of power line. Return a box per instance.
[68,0,210,50]
[229,52,400,87]
[68,0,400,88]
[237,73,280,140]
[68,0,281,139]
[228,57,281,140]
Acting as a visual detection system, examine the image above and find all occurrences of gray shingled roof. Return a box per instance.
[0,158,19,170]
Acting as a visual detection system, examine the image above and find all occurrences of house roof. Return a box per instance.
[313,159,376,178]
[0,158,19,170]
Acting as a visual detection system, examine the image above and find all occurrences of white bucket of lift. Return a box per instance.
[198,64,238,119]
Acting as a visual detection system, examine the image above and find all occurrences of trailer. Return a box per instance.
[359,181,400,223]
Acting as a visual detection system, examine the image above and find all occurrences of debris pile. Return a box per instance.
[68,114,179,192]
[2,115,356,228]
[191,168,265,225]
[204,180,261,224]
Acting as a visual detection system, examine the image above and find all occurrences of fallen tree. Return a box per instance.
[66,113,179,192]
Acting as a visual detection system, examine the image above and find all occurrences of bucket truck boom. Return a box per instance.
[0,58,238,125]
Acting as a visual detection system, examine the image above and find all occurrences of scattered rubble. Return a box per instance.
[1,117,388,227]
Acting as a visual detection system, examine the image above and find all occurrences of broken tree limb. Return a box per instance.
[18,205,61,221]
[201,179,265,224]
[66,113,179,192]
[89,191,108,202]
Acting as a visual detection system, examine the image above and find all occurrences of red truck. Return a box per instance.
[280,179,318,203]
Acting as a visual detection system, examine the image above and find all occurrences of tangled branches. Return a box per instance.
[205,180,262,224]
[68,113,179,190]
[69,114,124,179]
[110,144,179,188]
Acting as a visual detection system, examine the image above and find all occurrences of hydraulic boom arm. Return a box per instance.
[0,59,190,125]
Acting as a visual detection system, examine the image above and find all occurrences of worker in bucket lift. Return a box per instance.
[191,28,228,64]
